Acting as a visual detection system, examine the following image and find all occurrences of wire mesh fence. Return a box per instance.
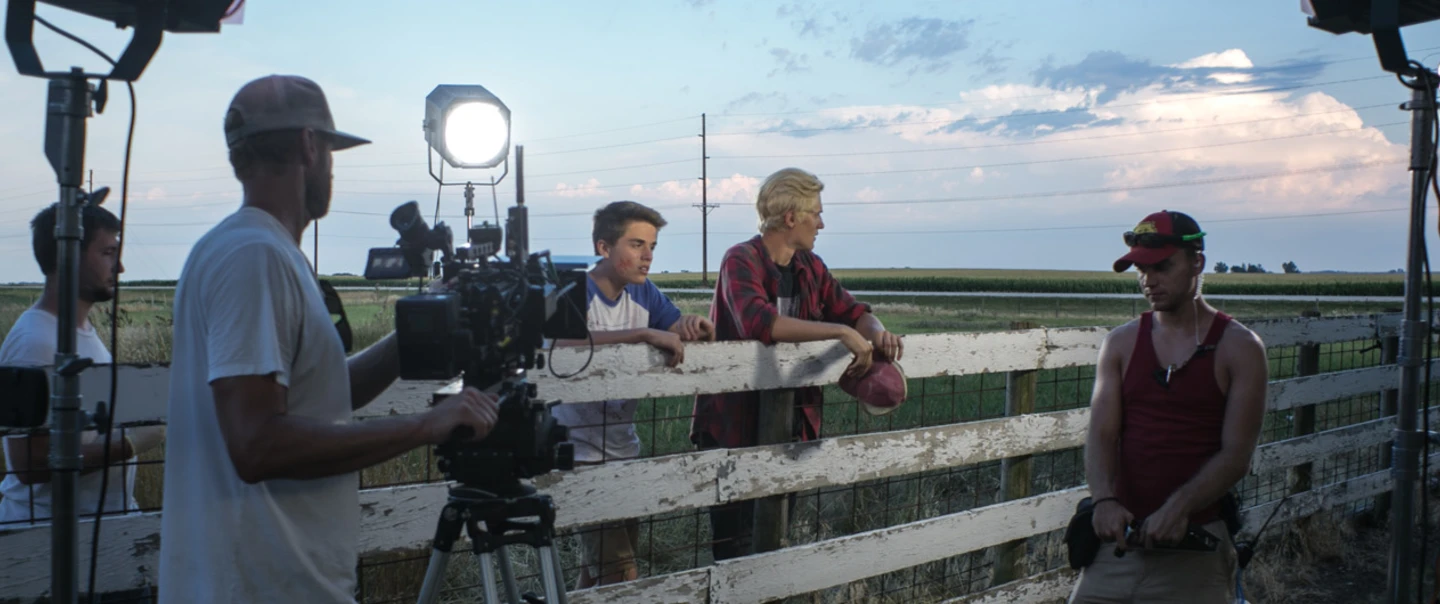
[0,302,1423,603]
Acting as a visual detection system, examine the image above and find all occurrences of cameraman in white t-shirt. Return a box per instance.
[158,75,501,604]
[0,201,166,525]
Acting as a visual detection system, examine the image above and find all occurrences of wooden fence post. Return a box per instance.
[1288,310,1322,501]
[1376,311,1402,518]
[991,321,1038,587]
[752,390,795,555]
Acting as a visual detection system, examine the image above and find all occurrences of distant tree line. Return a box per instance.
[1212,261,1301,274]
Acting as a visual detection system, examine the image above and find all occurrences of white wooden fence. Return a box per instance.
[0,313,1418,603]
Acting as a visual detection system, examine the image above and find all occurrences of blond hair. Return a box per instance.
[756,167,822,232]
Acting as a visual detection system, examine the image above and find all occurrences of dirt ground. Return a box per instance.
[1244,506,1425,604]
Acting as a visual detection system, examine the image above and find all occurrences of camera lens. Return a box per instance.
[390,201,430,243]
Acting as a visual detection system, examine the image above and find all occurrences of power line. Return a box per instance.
[709,75,1393,137]
[521,115,695,143]
[707,160,1401,207]
[711,46,1440,119]
[710,103,1398,159]
[528,158,694,178]
[808,122,1407,178]
[790,207,1410,236]
[527,135,694,157]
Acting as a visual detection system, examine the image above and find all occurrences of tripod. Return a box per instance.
[416,482,570,604]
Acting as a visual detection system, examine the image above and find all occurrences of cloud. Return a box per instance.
[1033,49,1324,104]
[769,48,810,77]
[707,47,1404,213]
[683,0,713,8]
[969,41,1014,80]
[850,18,975,74]
[776,3,845,39]
[551,179,609,198]
[725,92,788,113]
[627,174,761,204]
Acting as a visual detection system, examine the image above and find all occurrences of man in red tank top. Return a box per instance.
[1070,211,1268,604]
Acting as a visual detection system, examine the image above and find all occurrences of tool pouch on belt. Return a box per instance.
[1064,496,1102,570]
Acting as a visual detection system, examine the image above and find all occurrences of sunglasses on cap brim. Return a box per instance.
[1123,230,1205,249]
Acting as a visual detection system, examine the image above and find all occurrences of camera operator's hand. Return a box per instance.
[670,315,716,342]
[1091,498,1134,551]
[1138,499,1189,549]
[424,387,499,444]
[644,329,686,367]
[838,326,874,380]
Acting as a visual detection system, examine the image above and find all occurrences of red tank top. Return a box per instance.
[1117,310,1231,525]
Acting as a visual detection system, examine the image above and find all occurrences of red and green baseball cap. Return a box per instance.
[1112,210,1206,272]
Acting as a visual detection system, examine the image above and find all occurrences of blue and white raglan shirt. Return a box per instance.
[552,275,683,463]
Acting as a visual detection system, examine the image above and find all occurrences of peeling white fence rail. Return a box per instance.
[0,314,1410,602]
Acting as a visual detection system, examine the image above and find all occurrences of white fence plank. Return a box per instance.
[718,409,1090,503]
[1266,364,1400,413]
[943,568,1076,604]
[569,568,709,604]
[708,487,1086,604]
[0,513,161,599]
[17,314,1391,428]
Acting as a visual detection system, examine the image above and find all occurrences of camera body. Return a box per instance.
[366,201,590,488]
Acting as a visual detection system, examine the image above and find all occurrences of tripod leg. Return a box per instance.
[478,552,503,604]
[417,503,467,604]
[538,545,568,604]
[496,547,523,603]
[415,548,453,604]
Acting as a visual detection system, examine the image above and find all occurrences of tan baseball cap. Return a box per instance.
[224,75,371,151]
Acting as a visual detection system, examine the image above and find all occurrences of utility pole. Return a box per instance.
[86,170,92,197]
[694,113,717,285]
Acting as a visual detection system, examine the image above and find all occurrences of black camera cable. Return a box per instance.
[33,15,138,604]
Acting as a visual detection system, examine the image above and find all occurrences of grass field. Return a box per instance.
[93,266,1420,297]
[0,280,1414,602]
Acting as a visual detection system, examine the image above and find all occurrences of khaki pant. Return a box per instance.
[579,518,641,584]
[1069,520,1237,604]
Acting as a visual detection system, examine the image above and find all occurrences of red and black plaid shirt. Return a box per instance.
[689,235,871,449]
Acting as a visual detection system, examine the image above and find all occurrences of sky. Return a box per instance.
[2,0,1440,283]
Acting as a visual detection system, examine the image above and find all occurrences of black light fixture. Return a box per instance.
[1303,0,1440,74]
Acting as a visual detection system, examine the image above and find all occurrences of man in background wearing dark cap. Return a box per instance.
[1070,210,1268,604]
[158,75,501,603]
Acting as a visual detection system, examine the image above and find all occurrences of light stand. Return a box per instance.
[1391,67,1437,604]
[1303,3,1440,601]
[46,66,98,604]
[5,2,232,601]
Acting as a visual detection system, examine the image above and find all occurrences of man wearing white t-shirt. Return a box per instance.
[158,75,501,604]
[0,202,166,526]
[553,201,714,588]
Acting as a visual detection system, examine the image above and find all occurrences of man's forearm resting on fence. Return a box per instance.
[554,329,665,348]
[3,426,165,484]
[770,315,856,343]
